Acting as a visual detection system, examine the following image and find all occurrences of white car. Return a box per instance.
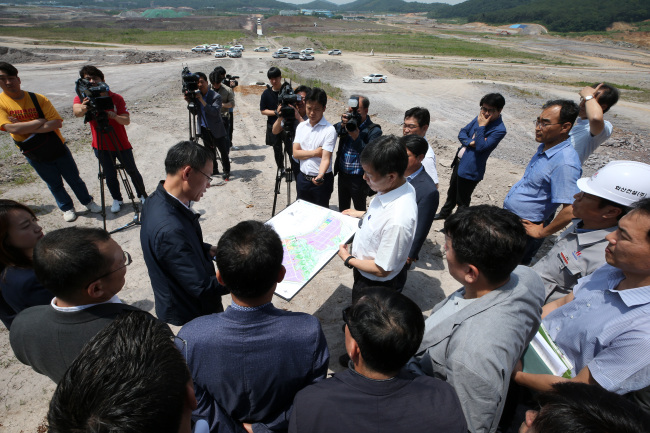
[279,47,291,53]
[254,46,269,52]
[232,44,244,51]
[301,48,314,54]
[299,53,314,61]
[227,49,242,58]
[191,45,210,53]
[214,49,227,58]
[363,73,387,83]
[208,44,222,51]
[328,49,342,55]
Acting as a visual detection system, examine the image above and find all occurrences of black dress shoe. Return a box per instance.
[433,213,449,221]
[222,172,230,181]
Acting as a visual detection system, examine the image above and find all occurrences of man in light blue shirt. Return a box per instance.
[503,100,582,265]
[514,198,650,396]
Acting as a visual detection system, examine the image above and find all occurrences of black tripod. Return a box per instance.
[271,129,296,217]
[94,112,141,234]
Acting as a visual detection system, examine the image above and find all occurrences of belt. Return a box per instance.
[303,174,318,181]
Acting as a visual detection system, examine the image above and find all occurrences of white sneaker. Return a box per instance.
[85,201,102,213]
[63,209,77,222]
[110,200,122,213]
[139,195,146,204]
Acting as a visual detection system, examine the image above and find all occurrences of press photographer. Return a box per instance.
[333,95,382,212]
[183,70,230,180]
[260,67,287,171]
[209,67,235,145]
[271,84,311,176]
[73,65,147,214]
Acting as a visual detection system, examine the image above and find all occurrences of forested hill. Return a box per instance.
[428,0,650,32]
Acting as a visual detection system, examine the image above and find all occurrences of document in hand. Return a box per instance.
[521,323,573,379]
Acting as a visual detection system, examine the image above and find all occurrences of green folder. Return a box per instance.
[521,324,573,379]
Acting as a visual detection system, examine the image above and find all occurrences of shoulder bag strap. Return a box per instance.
[27,92,45,119]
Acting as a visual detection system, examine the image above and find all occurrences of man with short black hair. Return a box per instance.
[47,311,196,433]
[73,65,148,213]
[334,94,382,212]
[518,383,650,433]
[10,227,143,383]
[409,205,545,433]
[140,141,227,326]
[570,83,619,164]
[178,220,329,433]
[260,67,287,170]
[504,100,582,265]
[514,198,650,397]
[209,66,235,141]
[292,87,337,207]
[289,287,467,433]
[186,71,230,180]
[436,93,506,220]
[0,62,101,222]
[402,107,438,187]
[400,135,438,267]
[337,135,417,300]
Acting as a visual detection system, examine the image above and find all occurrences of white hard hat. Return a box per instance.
[577,160,650,207]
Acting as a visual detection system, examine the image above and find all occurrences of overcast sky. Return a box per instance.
[281,0,466,5]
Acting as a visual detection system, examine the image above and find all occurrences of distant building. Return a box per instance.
[280,10,299,16]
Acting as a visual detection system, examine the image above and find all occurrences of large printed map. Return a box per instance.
[267,200,359,300]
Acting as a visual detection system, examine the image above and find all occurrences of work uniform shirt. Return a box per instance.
[352,182,417,281]
[503,139,581,222]
[294,117,336,176]
[543,264,650,394]
[533,220,615,303]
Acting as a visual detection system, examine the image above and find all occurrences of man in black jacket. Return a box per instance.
[140,141,227,326]
[334,95,382,212]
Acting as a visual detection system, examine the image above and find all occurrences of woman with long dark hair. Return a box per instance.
[0,200,53,329]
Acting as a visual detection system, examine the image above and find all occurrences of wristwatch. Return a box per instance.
[583,95,594,101]
[344,255,355,269]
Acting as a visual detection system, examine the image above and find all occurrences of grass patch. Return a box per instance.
[279,68,343,100]
[0,26,245,46]
[284,31,566,64]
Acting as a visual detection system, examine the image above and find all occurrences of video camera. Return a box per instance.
[182,66,201,97]
[277,81,302,133]
[341,97,362,134]
[75,79,113,115]
[223,74,239,89]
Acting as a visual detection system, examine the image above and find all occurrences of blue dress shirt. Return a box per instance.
[543,264,650,394]
[503,138,581,222]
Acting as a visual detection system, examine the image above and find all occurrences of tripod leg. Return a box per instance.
[271,166,283,217]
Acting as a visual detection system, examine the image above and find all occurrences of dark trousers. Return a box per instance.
[201,127,230,174]
[439,161,480,217]
[296,171,334,208]
[338,171,368,211]
[266,124,288,170]
[351,267,408,304]
[94,147,146,201]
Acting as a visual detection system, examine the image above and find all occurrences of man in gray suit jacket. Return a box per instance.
[408,205,545,433]
[185,71,230,179]
[400,135,438,268]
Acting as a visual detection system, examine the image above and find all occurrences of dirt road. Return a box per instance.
[1,38,649,432]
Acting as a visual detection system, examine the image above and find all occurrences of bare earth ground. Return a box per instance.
[0,30,649,432]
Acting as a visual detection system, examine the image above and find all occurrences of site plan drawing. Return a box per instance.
[267,200,359,300]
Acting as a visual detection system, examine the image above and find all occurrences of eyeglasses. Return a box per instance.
[195,168,213,182]
[480,106,498,114]
[575,191,600,202]
[402,123,420,131]
[93,251,132,282]
[534,119,564,129]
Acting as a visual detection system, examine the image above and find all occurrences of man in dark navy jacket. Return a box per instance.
[436,93,507,220]
[140,141,227,326]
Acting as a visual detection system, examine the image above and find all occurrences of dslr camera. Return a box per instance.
[277,81,302,133]
[341,97,363,135]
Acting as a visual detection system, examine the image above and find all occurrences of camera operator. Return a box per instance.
[184,72,230,181]
[72,65,147,213]
[333,95,382,212]
[260,67,288,172]
[209,67,235,145]
[272,85,311,177]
